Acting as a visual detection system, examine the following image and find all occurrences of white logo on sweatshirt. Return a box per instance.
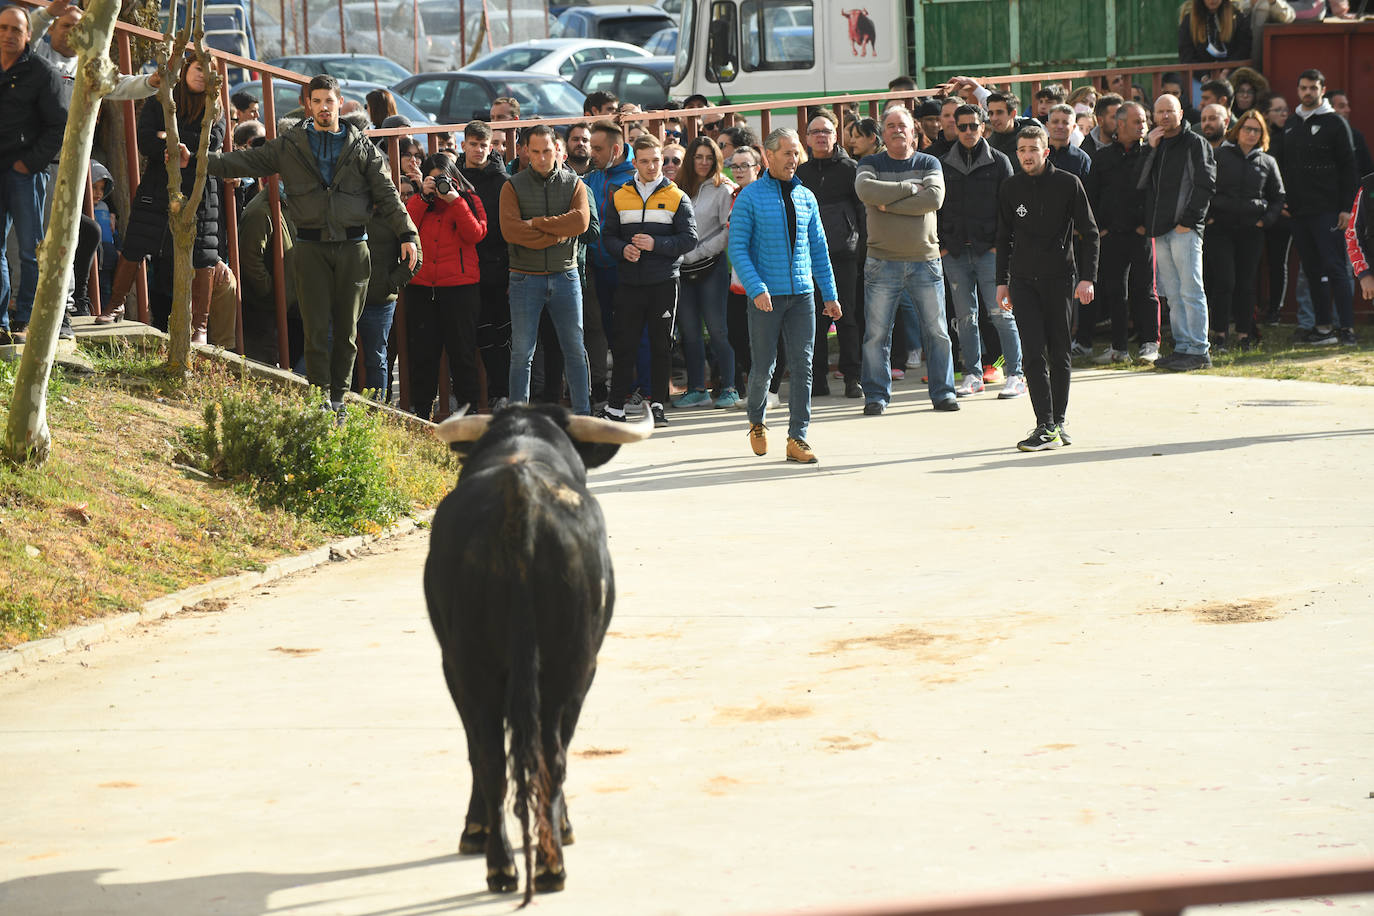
[1016,204,1028,218]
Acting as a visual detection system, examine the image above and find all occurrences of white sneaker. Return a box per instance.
[766,391,781,409]
[1092,348,1130,365]
[955,373,984,397]
[1137,342,1160,364]
[905,349,923,369]
[997,375,1027,399]
[1070,342,1092,359]
[626,391,647,413]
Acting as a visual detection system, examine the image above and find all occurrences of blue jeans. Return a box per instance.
[746,293,814,440]
[356,299,396,398]
[1154,228,1209,356]
[943,247,1023,377]
[861,257,955,404]
[677,259,734,391]
[509,269,591,415]
[0,168,50,328]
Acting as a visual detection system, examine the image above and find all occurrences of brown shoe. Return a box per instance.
[786,436,817,464]
[748,422,767,456]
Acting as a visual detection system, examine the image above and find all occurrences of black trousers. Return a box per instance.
[72,215,101,314]
[406,283,481,417]
[610,279,676,408]
[1011,276,1073,428]
[812,254,861,388]
[1081,230,1160,350]
[727,289,751,392]
[1204,223,1264,336]
[1263,223,1291,320]
[476,268,512,400]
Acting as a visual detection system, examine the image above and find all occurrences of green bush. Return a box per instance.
[197,388,410,533]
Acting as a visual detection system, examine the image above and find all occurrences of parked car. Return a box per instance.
[653,0,682,23]
[299,2,393,55]
[382,0,559,72]
[392,71,588,123]
[268,53,412,86]
[458,37,650,78]
[569,56,673,110]
[643,26,676,56]
[551,5,675,46]
[228,77,436,125]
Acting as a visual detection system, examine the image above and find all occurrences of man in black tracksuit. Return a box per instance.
[797,113,864,398]
[1081,100,1161,364]
[996,125,1099,452]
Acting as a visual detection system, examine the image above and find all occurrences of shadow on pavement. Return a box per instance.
[0,856,502,916]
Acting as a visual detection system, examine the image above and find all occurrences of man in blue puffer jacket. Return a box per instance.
[729,128,842,465]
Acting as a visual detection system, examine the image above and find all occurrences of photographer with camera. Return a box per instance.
[404,154,488,420]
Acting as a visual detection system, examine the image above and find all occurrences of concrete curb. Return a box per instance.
[0,509,436,677]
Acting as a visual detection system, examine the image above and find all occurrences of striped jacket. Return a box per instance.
[602,176,697,285]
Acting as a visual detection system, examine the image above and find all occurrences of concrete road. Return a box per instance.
[2,370,1372,916]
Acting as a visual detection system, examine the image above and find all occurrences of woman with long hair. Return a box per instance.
[365,88,397,129]
[404,153,487,418]
[1179,0,1252,65]
[1204,108,1284,351]
[674,136,739,408]
[98,55,223,337]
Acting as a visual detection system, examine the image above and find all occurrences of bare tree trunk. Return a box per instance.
[3,0,121,466]
[160,0,222,376]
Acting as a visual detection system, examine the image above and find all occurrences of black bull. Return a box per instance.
[424,404,653,904]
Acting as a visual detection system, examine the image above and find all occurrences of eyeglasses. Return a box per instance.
[956,122,980,132]
[1240,125,1262,134]
[808,128,835,135]
[731,161,756,170]
[664,157,682,164]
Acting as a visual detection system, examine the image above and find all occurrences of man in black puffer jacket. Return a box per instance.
[459,119,513,406]
[938,104,1022,399]
[797,110,863,397]
[1281,69,1358,345]
[1082,100,1160,364]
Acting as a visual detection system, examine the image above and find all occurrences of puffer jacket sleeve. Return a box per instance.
[1260,153,1285,227]
[652,190,697,258]
[448,191,487,245]
[727,186,767,300]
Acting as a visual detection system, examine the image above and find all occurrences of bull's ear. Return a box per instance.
[571,442,622,469]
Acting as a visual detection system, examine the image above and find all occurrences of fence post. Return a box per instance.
[115,31,150,324]
[262,73,292,371]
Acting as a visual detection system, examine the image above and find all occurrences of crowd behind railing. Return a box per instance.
[2,0,1371,452]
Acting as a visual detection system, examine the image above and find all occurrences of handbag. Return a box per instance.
[680,253,721,282]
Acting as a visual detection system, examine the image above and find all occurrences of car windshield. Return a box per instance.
[498,78,586,117]
[598,15,673,46]
[467,47,550,70]
[324,58,411,83]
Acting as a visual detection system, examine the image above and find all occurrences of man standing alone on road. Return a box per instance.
[203,74,418,417]
[996,125,1099,452]
[730,128,841,464]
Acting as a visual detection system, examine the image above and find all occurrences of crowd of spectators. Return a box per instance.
[3,0,1371,453]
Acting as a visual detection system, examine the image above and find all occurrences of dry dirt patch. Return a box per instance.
[713,701,814,723]
[1151,599,1280,624]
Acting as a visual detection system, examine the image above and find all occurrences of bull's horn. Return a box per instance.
[434,410,492,443]
[566,410,654,444]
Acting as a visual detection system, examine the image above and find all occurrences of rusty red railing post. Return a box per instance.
[83,167,101,317]
[389,139,410,410]
[217,57,244,355]
[261,73,292,371]
[372,0,382,54]
[116,31,150,324]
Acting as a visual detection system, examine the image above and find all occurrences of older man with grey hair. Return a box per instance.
[854,105,957,414]
[728,127,841,464]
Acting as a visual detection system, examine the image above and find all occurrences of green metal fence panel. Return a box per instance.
[911,0,1185,86]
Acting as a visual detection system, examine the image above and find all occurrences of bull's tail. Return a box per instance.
[503,476,555,907]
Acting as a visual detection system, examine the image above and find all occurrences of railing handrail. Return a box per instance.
[747,858,1374,916]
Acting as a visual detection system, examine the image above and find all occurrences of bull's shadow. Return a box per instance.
[0,856,500,916]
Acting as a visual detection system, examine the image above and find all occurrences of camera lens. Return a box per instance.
[434,177,452,196]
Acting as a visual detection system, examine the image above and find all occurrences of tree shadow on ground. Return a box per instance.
[0,855,510,916]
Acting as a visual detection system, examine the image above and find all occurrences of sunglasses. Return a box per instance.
[665,130,682,139]
[664,157,682,164]
[703,120,723,130]
[956,122,980,132]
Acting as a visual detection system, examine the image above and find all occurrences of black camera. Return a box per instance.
[433,176,453,196]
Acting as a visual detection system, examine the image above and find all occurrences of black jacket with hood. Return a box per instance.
[795,144,863,257]
[1084,139,1149,235]
[0,48,66,173]
[1280,100,1358,216]
[461,153,510,267]
[1136,126,1216,237]
[1209,141,1285,230]
[938,138,1013,255]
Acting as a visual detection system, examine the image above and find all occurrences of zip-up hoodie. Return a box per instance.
[407,189,486,287]
[854,149,944,263]
[938,139,1013,255]
[460,155,510,266]
[584,156,635,269]
[681,177,736,268]
[602,175,698,285]
[995,161,1099,284]
[1085,138,1149,234]
[1281,100,1358,216]
[1209,141,1285,230]
[1136,126,1216,237]
[728,169,839,303]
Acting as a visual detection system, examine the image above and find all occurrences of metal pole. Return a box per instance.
[262,74,291,370]
[389,140,410,410]
[302,0,310,52]
[412,0,419,73]
[373,0,382,54]
[460,0,466,66]
[279,0,286,57]
[338,0,347,53]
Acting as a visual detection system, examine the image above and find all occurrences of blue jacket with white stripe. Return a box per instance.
[602,176,698,286]
[728,169,838,303]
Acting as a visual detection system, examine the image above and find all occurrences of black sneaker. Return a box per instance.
[1304,327,1338,346]
[844,378,863,398]
[1057,423,1072,447]
[933,397,960,411]
[651,404,668,428]
[59,316,75,340]
[597,406,627,422]
[863,401,885,416]
[1017,425,1062,452]
[1338,328,1358,347]
[1239,336,1257,352]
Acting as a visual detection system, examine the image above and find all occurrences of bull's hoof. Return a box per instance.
[486,865,519,894]
[560,817,575,846]
[534,867,566,894]
[458,824,488,855]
